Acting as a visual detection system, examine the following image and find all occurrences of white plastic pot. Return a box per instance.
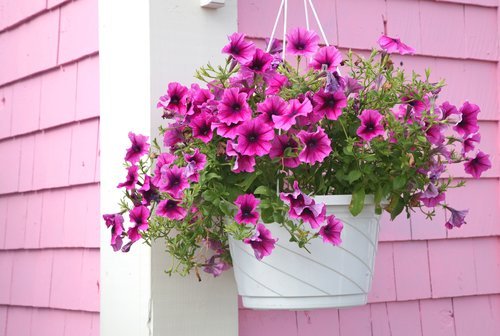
[229,195,380,310]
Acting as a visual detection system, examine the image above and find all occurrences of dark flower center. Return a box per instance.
[250,59,264,71]
[166,201,176,209]
[365,122,375,131]
[231,46,240,54]
[247,132,259,143]
[232,103,241,111]
[295,43,305,50]
[306,138,317,148]
[170,176,180,187]
[132,143,141,153]
[241,205,253,217]
[326,98,336,108]
[171,95,180,104]
[200,124,210,136]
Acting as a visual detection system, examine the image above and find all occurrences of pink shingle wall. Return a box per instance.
[0,0,99,334]
[238,0,500,335]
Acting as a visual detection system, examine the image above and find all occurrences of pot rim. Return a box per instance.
[312,194,375,206]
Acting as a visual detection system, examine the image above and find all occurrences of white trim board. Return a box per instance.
[99,1,238,335]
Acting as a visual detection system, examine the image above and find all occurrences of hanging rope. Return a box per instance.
[303,0,310,30]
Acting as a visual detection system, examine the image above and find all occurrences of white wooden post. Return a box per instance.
[149,0,238,335]
[100,1,238,335]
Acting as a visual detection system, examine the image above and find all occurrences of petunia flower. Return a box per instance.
[203,256,231,277]
[117,165,139,190]
[184,149,207,182]
[426,124,445,145]
[236,118,275,156]
[273,98,312,131]
[212,121,241,139]
[419,183,446,207]
[243,48,273,74]
[319,215,343,246]
[159,165,190,198]
[124,132,150,164]
[156,199,187,220]
[464,151,492,178]
[310,46,342,71]
[222,32,256,64]
[265,73,288,95]
[269,134,301,168]
[157,82,190,116]
[440,101,459,121]
[163,122,185,149]
[344,77,363,96]
[280,181,326,228]
[445,207,468,229]
[462,133,481,155]
[189,83,214,116]
[454,102,480,137]
[286,27,320,57]
[297,126,332,165]
[378,35,415,55]
[243,224,277,260]
[152,152,176,186]
[126,205,150,243]
[313,89,347,120]
[139,175,159,206]
[257,95,287,127]
[356,109,385,142]
[190,112,215,143]
[265,37,283,55]
[217,88,252,125]
[226,140,256,173]
[103,213,124,251]
[234,194,260,225]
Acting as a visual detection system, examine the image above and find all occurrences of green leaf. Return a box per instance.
[254,186,273,196]
[261,207,275,223]
[347,170,362,184]
[393,176,406,190]
[349,187,365,216]
[389,195,405,220]
[236,171,262,191]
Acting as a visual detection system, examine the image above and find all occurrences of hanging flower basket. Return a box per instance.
[103,24,491,310]
[230,195,380,309]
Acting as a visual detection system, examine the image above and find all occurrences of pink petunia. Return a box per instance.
[356,109,385,142]
[117,165,139,190]
[269,134,301,168]
[243,48,273,74]
[454,102,480,137]
[257,95,287,127]
[226,140,256,173]
[190,112,215,143]
[319,215,343,246]
[124,132,150,164]
[156,199,187,220]
[378,35,415,55]
[273,98,312,131]
[464,151,491,179]
[157,82,190,116]
[280,181,326,229]
[313,89,347,120]
[234,194,260,225]
[310,46,342,71]
[297,126,332,165]
[243,224,277,260]
[236,118,275,156]
[286,27,320,57]
[222,32,256,64]
[152,153,176,187]
[103,213,125,251]
[217,88,252,125]
[159,165,190,198]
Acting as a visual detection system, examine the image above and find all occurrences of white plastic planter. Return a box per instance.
[229,195,380,310]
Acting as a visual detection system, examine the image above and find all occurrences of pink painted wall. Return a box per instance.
[238,0,500,335]
[0,0,100,334]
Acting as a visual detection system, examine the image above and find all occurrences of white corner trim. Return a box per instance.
[99,1,152,335]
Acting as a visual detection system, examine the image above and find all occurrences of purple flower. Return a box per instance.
[356,109,385,142]
[191,112,214,143]
[243,48,273,74]
[163,123,185,148]
[273,98,312,131]
[344,77,363,96]
[378,35,415,55]
[243,224,277,260]
[426,124,445,145]
[319,215,343,246]
[454,102,480,137]
[236,119,274,156]
[297,126,332,165]
[310,46,342,71]
[126,205,150,244]
[445,207,468,229]
[190,83,214,115]
[222,32,256,64]
[152,153,176,187]
[313,89,347,120]
[464,151,492,178]
[234,194,260,225]
[124,132,150,164]
[226,140,256,173]
[156,199,187,220]
[257,95,287,127]
[462,133,481,154]
[103,213,124,251]
[203,256,230,277]
[117,165,139,190]
[286,27,320,57]
[280,181,326,229]
[184,149,207,182]
[419,184,445,207]
[440,101,459,120]
[269,134,301,168]
[159,165,190,198]
[157,82,189,116]
[265,38,283,55]
[213,121,241,139]
[217,88,252,125]
[139,175,159,205]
